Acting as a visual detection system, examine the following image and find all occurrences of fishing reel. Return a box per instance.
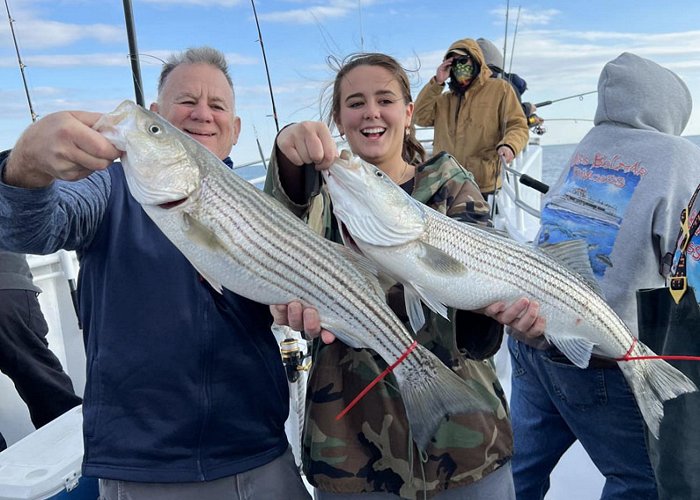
[532,124,547,136]
[279,337,312,383]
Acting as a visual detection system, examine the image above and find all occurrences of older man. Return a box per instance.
[0,47,309,500]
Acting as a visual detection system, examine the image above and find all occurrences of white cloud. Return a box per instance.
[490,7,562,28]
[138,0,243,6]
[0,20,123,50]
[257,0,383,24]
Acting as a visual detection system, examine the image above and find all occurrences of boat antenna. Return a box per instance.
[251,0,280,133]
[4,0,37,122]
[535,90,598,108]
[122,0,145,106]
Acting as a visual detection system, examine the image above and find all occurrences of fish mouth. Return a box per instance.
[158,197,188,209]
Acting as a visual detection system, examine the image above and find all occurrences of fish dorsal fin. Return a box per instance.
[539,239,603,296]
[469,222,510,239]
[182,212,225,293]
[547,334,597,369]
[335,244,385,299]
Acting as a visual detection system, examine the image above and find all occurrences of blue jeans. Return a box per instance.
[507,337,657,500]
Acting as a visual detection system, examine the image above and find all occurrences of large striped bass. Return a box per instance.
[323,150,697,437]
[93,100,493,451]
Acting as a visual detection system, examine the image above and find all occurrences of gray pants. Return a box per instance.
[100,447,311,500]
[314,462,515,500]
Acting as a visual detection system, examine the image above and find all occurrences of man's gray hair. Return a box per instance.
[157,46,234,96]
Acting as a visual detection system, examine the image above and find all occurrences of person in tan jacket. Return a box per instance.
[414,37,529,195]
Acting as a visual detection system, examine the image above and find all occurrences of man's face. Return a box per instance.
[151,63,240,160]
[450,54,475,85]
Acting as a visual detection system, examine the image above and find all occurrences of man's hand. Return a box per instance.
[270,302,336,344]
[4,111,121,189]
[497,145,515,165]
[435,58,453,85]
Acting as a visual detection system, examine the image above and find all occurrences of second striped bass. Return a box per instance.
[93,100,494,451]
[324,150,697,438]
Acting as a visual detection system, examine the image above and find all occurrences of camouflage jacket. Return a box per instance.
[265,149,512,499]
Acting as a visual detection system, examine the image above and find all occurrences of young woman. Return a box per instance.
[265,53,543,499]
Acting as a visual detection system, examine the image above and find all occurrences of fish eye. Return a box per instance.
[148,124,161,135]
[374,171,384,178]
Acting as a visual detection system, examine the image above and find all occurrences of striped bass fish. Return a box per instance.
[93,100,492,451]
[323,150,697,437]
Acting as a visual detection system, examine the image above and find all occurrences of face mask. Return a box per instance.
[450,55,475,86]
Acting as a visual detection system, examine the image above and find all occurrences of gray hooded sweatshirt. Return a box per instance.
[537,52,700,336]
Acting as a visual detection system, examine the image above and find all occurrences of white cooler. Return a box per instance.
[0,406,97,500]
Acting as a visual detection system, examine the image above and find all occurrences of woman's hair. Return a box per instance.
[325,52,426,165]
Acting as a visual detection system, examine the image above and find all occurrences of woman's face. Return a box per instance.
[335,65,413,170]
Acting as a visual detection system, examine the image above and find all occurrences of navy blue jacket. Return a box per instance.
[0,153,290,482]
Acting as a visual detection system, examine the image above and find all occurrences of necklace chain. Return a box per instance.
[396,161,411,184]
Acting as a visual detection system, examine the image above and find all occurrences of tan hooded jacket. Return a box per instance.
[414,38,529,193]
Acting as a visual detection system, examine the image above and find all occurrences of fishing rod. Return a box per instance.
[122,0,145,106]
[251,0,280,133]
[492,0,511,220]
[501,0,509,81]
[535,90,597,109]
[4,0,37,122]
[507,5,521,76]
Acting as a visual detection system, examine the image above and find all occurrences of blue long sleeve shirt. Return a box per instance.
[0,151,290,482]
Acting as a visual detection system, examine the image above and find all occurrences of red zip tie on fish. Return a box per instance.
[336,340,418,421]
[616,337,700,362]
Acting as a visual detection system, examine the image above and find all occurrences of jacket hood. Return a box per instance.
[476,38,504,72]
[444,38,492,83]
[594,52,691,135]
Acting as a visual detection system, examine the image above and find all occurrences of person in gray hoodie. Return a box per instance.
[0,250,82,449]
[507,52,700,498]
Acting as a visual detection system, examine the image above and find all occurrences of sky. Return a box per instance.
[1,0,700,165]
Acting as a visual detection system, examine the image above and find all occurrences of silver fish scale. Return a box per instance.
[183,160,421,364]
[422,211,633,354]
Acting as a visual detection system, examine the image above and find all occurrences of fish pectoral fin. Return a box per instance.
[417,242,466,276]
[182,212,228,252]
[403,284,427,333]
[179,213,226,293]
[547,334,597,368]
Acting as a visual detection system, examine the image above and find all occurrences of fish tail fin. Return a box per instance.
[618,341,698,438]
[393,344,494,451]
